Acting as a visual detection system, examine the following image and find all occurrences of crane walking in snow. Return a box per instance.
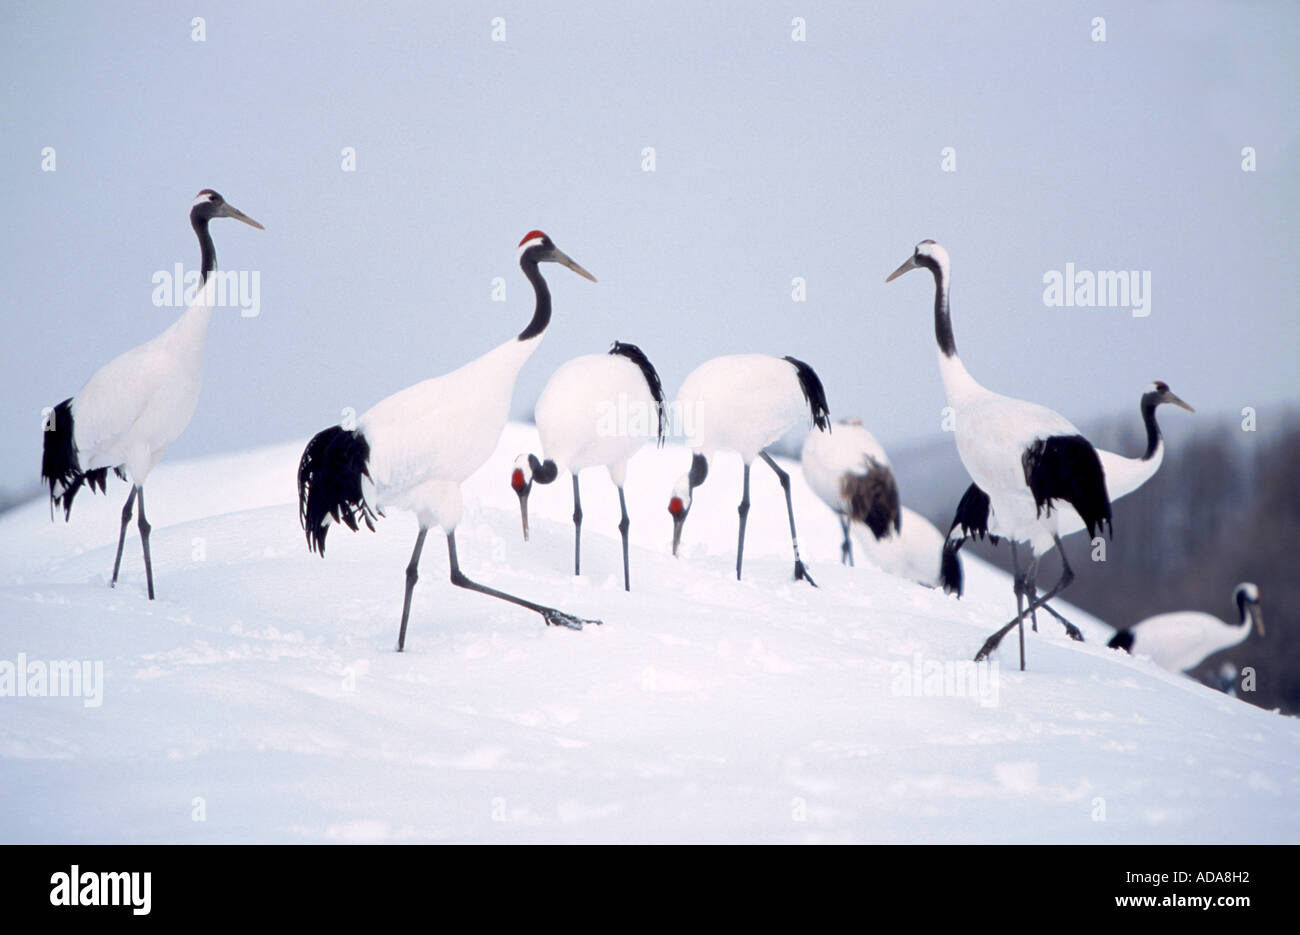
[668,354,830,586]
[511,341,666,591]
[939,381,1194,637]
[800,417,901,567]
[41,189,264,599]
[1108,583,1263,674]
[887,241,1111,669]
[298,232,600,651]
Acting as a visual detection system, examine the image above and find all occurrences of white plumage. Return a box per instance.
[1111,583,1264,674]
[668,353,830,584]
[887,240,1112,667]
[298,230,600,650]
[511,342,665,590]
[42,189,263,599]
[800,417,901,563]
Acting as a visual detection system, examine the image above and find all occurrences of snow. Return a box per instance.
[2,423,1297,843]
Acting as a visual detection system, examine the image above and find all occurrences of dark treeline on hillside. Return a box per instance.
[934,409,1300,716]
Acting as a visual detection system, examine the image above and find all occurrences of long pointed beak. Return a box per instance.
[885,255,917,283]
[551,248,597,283]
[1168,392,1195,413]
[221,203,265,230]
[1253,607,1265,637]
[517,490,531,542]
[671,513,685,556]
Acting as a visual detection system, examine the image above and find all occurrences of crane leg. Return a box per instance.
[396,527,428,652]
[1037,598,1085,641]
[572,474,582,577]
[760,452,816,587]
[975,536,1075,663]
[840,515,854,566]
[1008,542,1027,672]
[136,486,155,600]
[735,463,751,580]
[617,486,630,592]
[446,531,599,631]
[110,486,138,589]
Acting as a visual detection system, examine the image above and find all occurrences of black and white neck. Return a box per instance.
[517,248,552,342]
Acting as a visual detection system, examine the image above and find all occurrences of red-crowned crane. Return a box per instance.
[939,382,1194,636]
[886,240,1112,669]
[511,341,665,591]
[297,231,599,651]
[800,420,957,587]
[41,189,263,599]
[667,354,830,585]
[800,417,901,567]
[1107,583,1264,674]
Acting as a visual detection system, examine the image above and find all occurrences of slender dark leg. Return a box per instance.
[110,487,138,589]
[617,486,630,592]
[1009,542,1027,672]
[975,536,1075,663]
[446,531,598,630]
[760,452,816,587]
[571,474,582,577]
[1040,600,1085,641]
[136,486,154,600]
[396,527,428,652]
[839,515,854,566]
[735,463,751,580]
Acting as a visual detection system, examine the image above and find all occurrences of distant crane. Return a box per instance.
[511,341,666,591]
[1108,583,1264,674]
[800,417,901,566]
[887,241,1112,669]
[668,354,830,585]
[41,189,263,599]
[298,232,599,651]
[940,381,1194,635]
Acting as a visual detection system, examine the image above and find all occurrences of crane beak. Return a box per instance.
[549,248,597,283]
[885,255,918,283]
[1253,606,1265,637]
[1167,392,1195,413]
[220,203,265,230]
[671,511,686,557]
[517,489,531,541]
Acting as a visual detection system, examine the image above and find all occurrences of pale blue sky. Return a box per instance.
[2,1,1297,495]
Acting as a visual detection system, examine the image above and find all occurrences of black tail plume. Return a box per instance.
[298,425,377,556]
[939,538,965,596]
[784,356,830,431]
[843,460,901,541]
[609,341,667,446]
[41,398,120,521]
[948,483,998,544]
[1107,630,1134,653]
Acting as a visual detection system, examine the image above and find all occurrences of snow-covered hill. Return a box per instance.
[2,424,1297,843]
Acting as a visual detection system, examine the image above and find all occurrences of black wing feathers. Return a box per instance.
[1022,434,1112,539]
[297,426,377,555]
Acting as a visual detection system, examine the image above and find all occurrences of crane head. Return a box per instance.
[511,454,535,541]
[886,240,949,284]
[1235,583,1264,637]
[190,189,264,230]
[668,477,693,557]
[1144,381,1195,413]
[517,231,596,282]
